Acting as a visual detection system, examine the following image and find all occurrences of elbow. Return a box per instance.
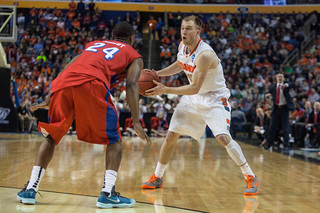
[189,86,200,95]
[126,82,138,89]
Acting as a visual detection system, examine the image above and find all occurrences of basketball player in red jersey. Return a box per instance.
[17,22,150,209]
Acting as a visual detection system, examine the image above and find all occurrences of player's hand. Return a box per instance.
[30,104,41,112]
[134,123,151,145]
[145,81,166,96]
[30,99,50,112]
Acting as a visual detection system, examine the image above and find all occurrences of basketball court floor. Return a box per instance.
[0,133,320,213]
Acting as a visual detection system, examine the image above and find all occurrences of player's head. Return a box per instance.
[181,15,202,45]
[112,22,135,46]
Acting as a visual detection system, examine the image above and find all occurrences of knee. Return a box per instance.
[45,135,56,146]
[110,140,123,153]
[164,131,180,146]
[215,134,232,147]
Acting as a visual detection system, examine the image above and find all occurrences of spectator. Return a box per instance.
[304,101,320,147]
[147,15,157,40]
[76,0,85,16]
[123,12,132,24]
[253,107,266,144]
[307,88,320,103]
[231,102,247,138]
[151,112,168,137]
[69,0,76,11]
[17,99,36,133]
[88,0,95,16]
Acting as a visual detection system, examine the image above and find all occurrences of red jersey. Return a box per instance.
[51,40,141,94]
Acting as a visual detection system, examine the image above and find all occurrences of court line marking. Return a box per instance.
[0,186,209,213]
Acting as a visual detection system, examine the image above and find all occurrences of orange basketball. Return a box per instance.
[138,69,160,95]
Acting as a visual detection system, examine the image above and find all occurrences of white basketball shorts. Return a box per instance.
[169,88,231,140]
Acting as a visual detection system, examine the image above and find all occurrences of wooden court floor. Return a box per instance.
[0,133,320,213]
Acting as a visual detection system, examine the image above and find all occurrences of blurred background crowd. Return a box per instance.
[4,0,320,149]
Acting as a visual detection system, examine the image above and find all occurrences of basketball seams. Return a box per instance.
[142,71,159,81]
[138,69,159,95]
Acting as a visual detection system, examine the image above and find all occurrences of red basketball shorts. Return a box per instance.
[38,80,121,145]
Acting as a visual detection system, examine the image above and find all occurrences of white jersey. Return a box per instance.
[177,39,227,93]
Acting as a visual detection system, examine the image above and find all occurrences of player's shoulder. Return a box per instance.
[197,49,215,60]
[199,40,214,51]
[178,41,184,51]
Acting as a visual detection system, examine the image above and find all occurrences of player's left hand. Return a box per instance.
[145,80,166,96]
[134,123,151,145]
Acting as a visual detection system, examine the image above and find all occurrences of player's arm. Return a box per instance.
[156,61,182,77]
[145,50,215,96]
[126,57,151,144]
[155,41,184,77]
[30,94,50,111]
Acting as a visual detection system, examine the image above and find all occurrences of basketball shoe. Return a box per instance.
[96,186,135,208]
[17,182,40,205]
[244,175,259,195]
[142,174,163,189]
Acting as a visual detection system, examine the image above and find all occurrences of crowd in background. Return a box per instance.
[5,0,320,148]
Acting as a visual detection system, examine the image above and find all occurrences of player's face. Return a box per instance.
[181,20,200,45]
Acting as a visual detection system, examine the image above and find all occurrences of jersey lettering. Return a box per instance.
[85,42,120,60]
[85,43,106,52]
[178,61,195,73]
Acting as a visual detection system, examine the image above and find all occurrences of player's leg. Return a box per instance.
[17,88,75,204]
[17,135,56,204]
[215,134,259,195]
[142,96,205,189]
[97,139,135,208]
[142,131,180,189]
[77,80,134,208]
[204,92,258,195]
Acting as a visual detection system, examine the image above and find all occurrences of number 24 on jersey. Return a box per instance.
[85,42,119,60]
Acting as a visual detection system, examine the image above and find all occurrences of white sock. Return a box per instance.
[154,162,167,178]
[225,140,255,177]
[102,170,117,195]
[26,166,45,191]
[240,162,255,177]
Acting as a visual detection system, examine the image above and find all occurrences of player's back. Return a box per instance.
[51,40,141,93]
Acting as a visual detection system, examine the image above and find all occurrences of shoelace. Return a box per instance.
[22,181,43,198]
[113,191,128,199]
[244,176,254,189]
[147,174,157,182]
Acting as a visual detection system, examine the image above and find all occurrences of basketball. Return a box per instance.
[138,69,160,95]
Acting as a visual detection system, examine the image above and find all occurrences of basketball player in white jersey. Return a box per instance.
[142,15,259,195]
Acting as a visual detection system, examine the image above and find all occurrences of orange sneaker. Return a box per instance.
[243,175,259,195]
[142,174,163,189]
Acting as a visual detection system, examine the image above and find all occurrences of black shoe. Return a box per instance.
[262,143,271,150]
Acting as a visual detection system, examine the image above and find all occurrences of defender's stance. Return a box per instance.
[17,22,150,208]
[142,16,258,195]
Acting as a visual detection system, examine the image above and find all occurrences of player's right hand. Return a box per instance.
[134,122,151,145]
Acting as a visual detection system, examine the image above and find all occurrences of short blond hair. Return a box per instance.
[182,15,202,30]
